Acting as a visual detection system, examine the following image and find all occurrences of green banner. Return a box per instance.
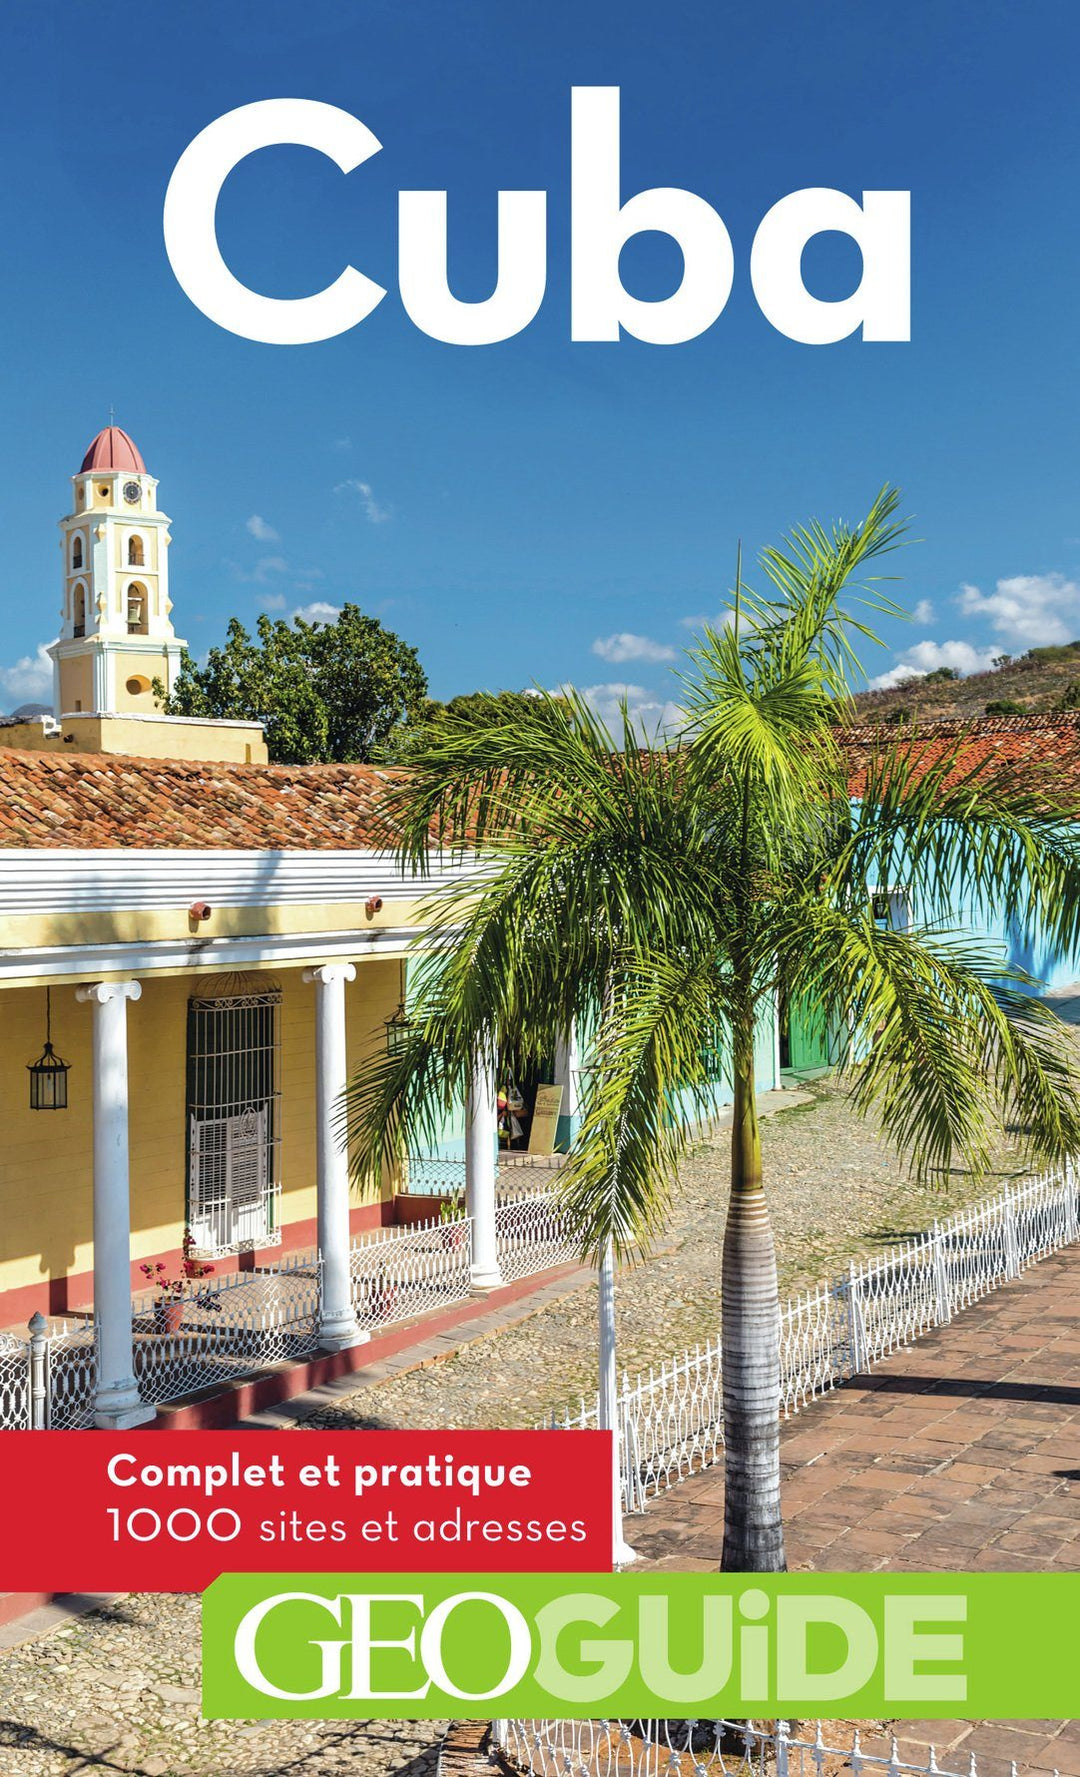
[202,1571,1080,1719]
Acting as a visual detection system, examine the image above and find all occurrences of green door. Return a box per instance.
[781,991,831,1074]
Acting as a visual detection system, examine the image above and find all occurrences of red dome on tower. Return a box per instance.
[79,426,146,475]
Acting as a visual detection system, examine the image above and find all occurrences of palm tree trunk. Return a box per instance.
[597,1236,636,1568]
[721,1020,786,1571]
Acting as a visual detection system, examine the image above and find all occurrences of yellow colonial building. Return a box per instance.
[0,428,490,1430]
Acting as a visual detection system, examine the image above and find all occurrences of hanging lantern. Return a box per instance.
[384,1000,412,1057]
[28,988,70,1110]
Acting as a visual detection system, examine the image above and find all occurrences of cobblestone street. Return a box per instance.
[303,1077,1046,1434]
[0,1593,445,1776]
[0,1078,1074,1776]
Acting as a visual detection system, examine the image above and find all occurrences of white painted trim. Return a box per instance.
[48,711,264,730]
[94,644,110,711]
[0,848,480,915]
[0,924,427,983]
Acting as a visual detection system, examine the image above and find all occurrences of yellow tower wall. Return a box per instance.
[58,652,94,714]
[112,653,173,711]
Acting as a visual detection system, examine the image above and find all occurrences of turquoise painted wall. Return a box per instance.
[869,805,1080,996]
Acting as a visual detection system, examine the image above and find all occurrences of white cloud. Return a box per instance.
[591,631,677,665]
[955,573,1080,648]
[679,608,738,632]
[868,637,999,691]
[912,599,935,624]
[334,478,391,523]
[868,662,927,691]
[257,591,288,612]
[570,681,684,741]
[246,514,279,543]
[292,601,342,626]
[0,643,52,704]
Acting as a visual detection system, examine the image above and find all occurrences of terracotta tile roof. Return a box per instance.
[840,711,1080,800]
[1,710,1078,853]
[0,750,403,850]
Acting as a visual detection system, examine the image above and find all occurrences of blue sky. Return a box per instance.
[2,0,1080,725]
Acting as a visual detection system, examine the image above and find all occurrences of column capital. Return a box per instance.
[303,963,357,986]
[76,980,142,1005]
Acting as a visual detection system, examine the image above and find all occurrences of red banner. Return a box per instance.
[0,1430,612,1591]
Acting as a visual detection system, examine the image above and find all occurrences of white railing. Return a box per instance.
[40,1323,96,1429]
[5,1162,1074,1434]
[129,1252,322,1415]
[350,1212,474,1331]
[494,1717,1058,1777]
[496,1189,579,1283]
[547,1160,1080,1512]
[0,1185,577,1429]
[402,1154,471,1197]
[21,1249,323,1430]
[0,1333,30,1430]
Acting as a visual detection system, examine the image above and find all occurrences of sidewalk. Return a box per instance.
[632,1244,1080,1575]
[631,1245,1080,1777]
[232,1257,595,1429]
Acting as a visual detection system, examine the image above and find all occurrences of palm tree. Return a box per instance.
[344,486,1080,1571]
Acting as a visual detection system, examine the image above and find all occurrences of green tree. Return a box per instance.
[1055,682,1080,712]
[343,488,1080,1571]
[382,689,565,762]
[164,604,427,763]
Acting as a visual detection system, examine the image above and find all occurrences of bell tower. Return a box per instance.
[48,425,186,717]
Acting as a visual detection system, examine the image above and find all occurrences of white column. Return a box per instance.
[553,1023,582,1148]
[598,1237,636,1568]
[303,964,366,1351]
[75,980,155,1430]
[772,985,784,1088]
[465,1042,502,1290]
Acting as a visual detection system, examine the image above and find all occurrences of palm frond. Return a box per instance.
[772,902,1080,1181]
[832,731,1080,961]
[557,955,723,1261]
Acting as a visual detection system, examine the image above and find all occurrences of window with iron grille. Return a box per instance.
[185,984,282,1257]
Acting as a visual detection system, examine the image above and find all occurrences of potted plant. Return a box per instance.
[140,1228,216,1334]
[438,1191,467,1251]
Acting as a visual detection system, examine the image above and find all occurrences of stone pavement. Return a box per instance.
[857,1718,1080,1777]
[632,1245,1080,1776]
[235,1258,594,1430]
[632,1246,1080,1576]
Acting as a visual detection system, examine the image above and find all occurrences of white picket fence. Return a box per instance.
[494,1716,1060,1777]
[548,1162,1080,1514]
[0,1185,574,1429]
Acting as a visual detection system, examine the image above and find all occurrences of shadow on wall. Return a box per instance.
[1005,912,1080,997]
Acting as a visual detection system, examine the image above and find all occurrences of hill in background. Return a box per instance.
[853,641,1080,725]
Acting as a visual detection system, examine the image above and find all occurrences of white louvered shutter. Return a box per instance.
[228,1108,269,1246]
[189,1115,229,1252]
